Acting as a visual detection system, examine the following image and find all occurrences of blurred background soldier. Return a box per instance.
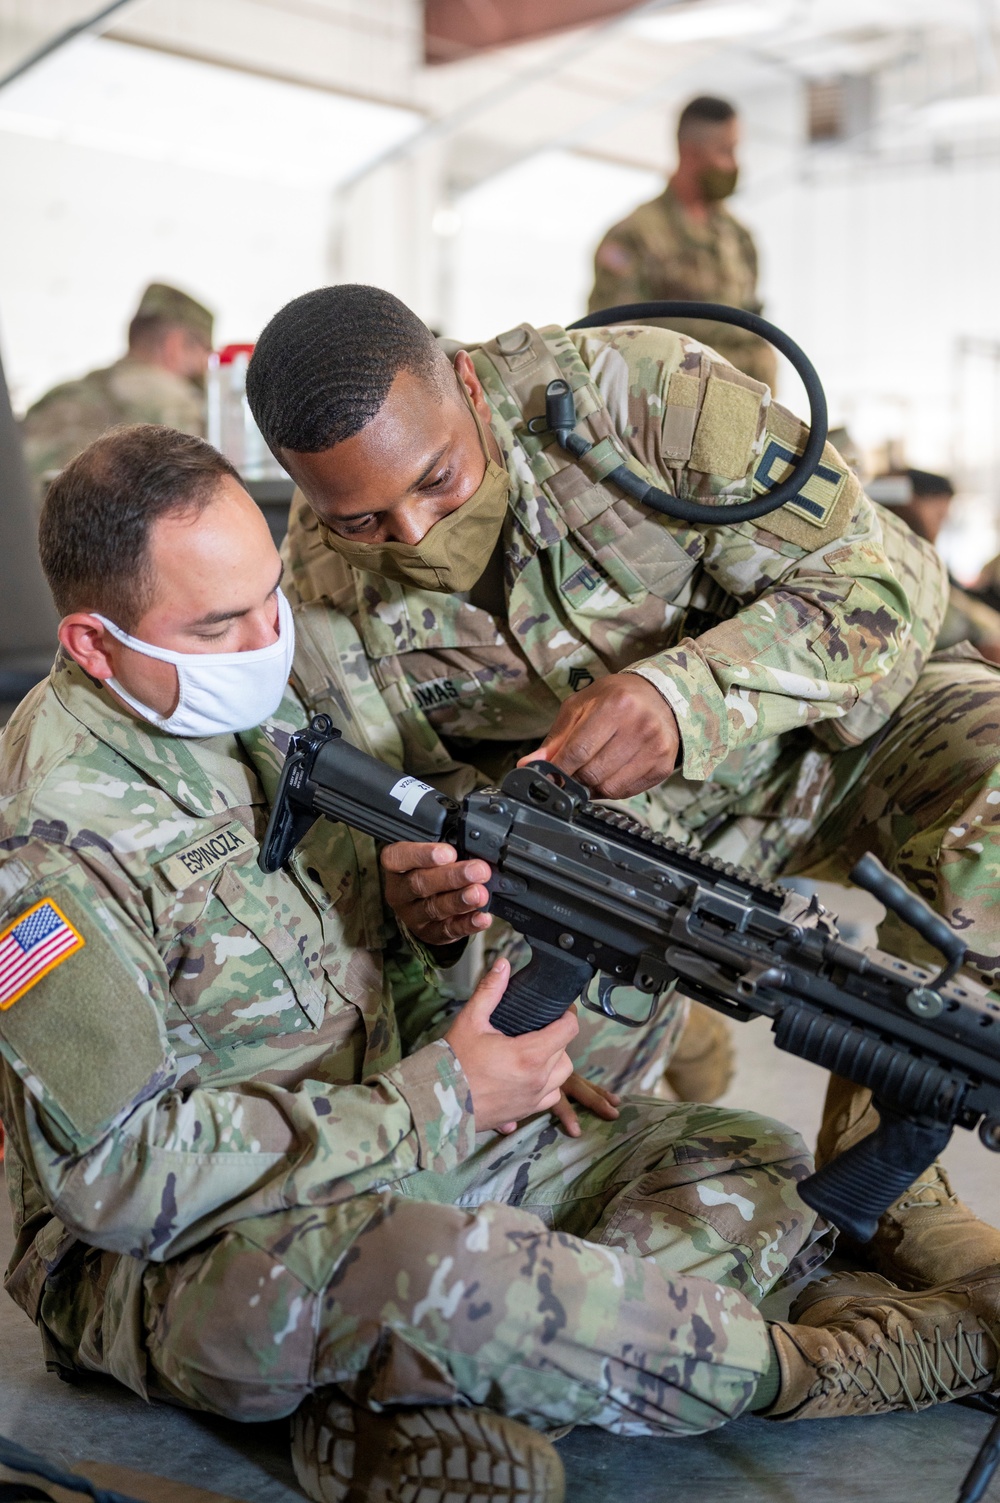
[869,468,1000,664]
[20,281,214,498]
[587,95,776,388]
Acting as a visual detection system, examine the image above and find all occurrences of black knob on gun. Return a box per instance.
[850,853,966,987]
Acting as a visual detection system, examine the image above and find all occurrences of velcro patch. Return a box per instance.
[690,373,762,479]
[156,820,254,891]
[0,899,84,1010]
[0,886,164,1145]
[751,432,848,544]
[753,438,847,527]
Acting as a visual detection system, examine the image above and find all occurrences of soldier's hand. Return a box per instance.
[550,1072,620,1137]
[520,673,680,799]
[381,841,493,945]
[445,959,578,1133]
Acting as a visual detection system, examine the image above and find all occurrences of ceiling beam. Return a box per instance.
[425,0,639,65]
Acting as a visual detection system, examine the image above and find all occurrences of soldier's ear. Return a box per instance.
[453,350,492,428]
[59,615,116,682]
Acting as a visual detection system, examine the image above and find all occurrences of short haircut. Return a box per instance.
[127,313,175,352]
[907,467,954,499]
[39,426,239,629]
[677,95,737,141]
[246,284,445,454]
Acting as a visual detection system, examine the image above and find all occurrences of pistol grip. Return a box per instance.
[797,1106,953,1244]
[489,942,596,1037]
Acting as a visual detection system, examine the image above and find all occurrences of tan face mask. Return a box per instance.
[316,380,510,594]
[700,165,738,201]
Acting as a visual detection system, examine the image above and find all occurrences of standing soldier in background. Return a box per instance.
[588,96,776,389]
[20,282,213,498]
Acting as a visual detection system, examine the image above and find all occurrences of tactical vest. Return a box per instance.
[287,323,946,794]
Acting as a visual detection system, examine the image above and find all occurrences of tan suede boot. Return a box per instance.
[816,1074,1000,1287]
[765,1267,1000,1421]
[663,1001,735,1103]
[291,1389,566,1503]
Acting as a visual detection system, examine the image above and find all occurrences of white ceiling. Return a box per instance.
[5,0,1000,196]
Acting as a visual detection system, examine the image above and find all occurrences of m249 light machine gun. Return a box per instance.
[260,716,1000,1247]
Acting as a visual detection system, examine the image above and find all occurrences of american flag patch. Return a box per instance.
[0,899,84,1011]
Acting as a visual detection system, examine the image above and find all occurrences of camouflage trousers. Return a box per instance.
[37,1100,821,1436]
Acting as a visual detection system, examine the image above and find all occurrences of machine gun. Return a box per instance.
[260,715,1000,1245]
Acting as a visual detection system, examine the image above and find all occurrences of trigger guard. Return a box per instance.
[580,989,659,1029]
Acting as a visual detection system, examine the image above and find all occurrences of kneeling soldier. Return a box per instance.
[2,427,999,1503]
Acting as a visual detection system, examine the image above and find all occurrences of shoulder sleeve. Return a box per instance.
[0,850,475,1261]
[590,330,935,773]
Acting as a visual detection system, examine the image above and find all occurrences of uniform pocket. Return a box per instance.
[164,860,327,1053]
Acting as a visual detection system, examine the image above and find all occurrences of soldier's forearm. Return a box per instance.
[625,567,912,779]
[23,1042,474,1261]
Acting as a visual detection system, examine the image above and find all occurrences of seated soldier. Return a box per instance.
[20,282,213,500]
[3,426,1000,1503]
[867,467,1000,664]
[244,284,1000,1291]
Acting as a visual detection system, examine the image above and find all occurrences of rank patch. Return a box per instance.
[0,899,84,1010]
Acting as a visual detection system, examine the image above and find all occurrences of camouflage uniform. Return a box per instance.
[20,283,212,497]
[285,321,1000,1099]
[0,657,821,1436]
[938,581,1000,658]
[588,187,776,387]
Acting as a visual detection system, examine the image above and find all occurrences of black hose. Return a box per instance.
[957,1412,1000,1503]
[565,300,829,526]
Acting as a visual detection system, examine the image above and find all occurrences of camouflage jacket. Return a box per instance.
[587,187,775,387]
[20,358,205,497]
[282,322,946,807]
[0,659,474,1320]
[939,579,1000,655]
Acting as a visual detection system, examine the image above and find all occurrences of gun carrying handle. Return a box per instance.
[489,942,596,1037]
[796,1107,953,1244]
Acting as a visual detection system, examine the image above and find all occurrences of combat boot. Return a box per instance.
[867,1162,1000,1289]
[816,1074,1000,1287]
[764,1267,1000,1421]
[291,1388,565,1503]
[663,1001,735,1102]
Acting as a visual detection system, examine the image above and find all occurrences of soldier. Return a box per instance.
[20,282,213,497]
[587,95,776,387]
[245,282,1000,1298]
[4,427,1000,1503]
[867,468,1000,663]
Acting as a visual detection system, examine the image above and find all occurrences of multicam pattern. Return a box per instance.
[0,656,821,1435]
[68,1100,820,1436]
[587,186,777,386]
[20,359,205,497]
[284,321,941,794]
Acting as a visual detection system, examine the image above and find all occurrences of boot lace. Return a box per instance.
[818,1322,992,1411]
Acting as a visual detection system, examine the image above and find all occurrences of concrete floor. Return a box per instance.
[1,884,999,1502]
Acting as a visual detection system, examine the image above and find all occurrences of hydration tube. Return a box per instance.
[549,300,829,527]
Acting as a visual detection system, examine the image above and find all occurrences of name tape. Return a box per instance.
[156,820,252,891]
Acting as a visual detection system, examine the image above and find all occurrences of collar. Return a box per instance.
[50,654,267,820]
[661,183,728,241]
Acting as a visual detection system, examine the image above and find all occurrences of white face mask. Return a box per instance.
[93,589,296,738]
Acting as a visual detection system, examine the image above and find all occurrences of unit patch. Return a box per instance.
[156,820,253,891]
[0,899,84,1010]
[753,439,846,527]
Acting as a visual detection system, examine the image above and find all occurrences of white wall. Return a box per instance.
[0,35,418,411]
